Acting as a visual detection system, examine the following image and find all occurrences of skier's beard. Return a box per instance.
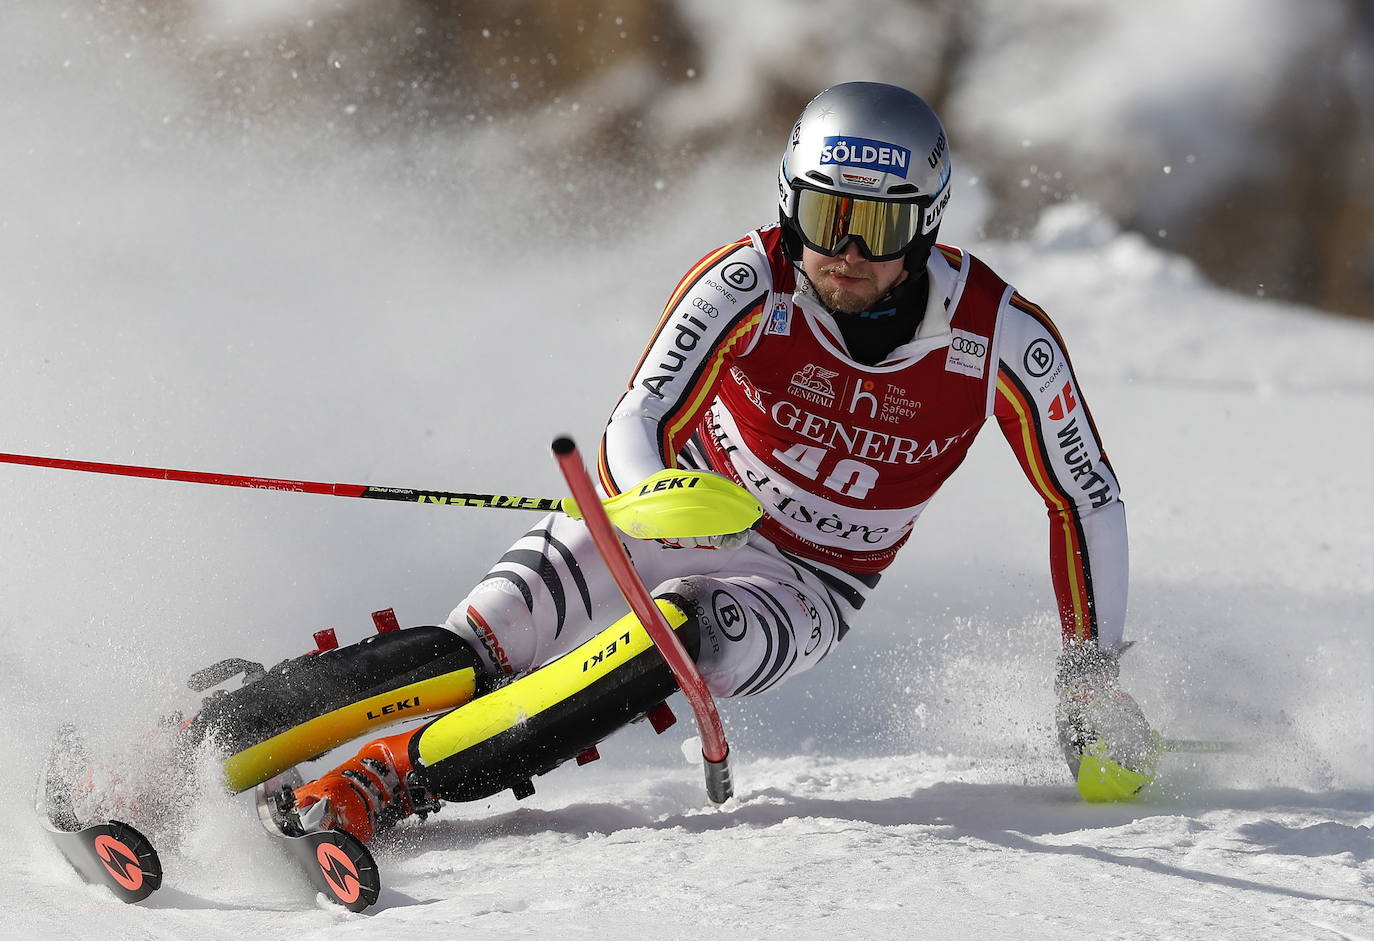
[812,261,905,313]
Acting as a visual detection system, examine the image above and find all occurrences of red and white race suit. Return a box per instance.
[449,225,1126,697]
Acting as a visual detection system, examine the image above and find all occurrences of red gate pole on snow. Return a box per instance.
[551,436,732,804]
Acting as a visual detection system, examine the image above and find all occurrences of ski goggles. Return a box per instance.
[791,185,935,262]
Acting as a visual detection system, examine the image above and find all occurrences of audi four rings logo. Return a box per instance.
[692,296,720,317]
[951,336,986,356]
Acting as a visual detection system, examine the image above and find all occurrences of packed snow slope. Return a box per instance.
[2,7,1372,941]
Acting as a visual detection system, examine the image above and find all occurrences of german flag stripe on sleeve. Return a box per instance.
[598,299,764,497]
[626,238,752,382]
[598,396,629,496]
[604,293,774,500]
[597,437,617,497]
[1008,292,1066,346]
[996,366,1097,644]
[1008,292,1115,476]
[657,301,766,464]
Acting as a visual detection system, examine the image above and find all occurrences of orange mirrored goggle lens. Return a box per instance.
[794,188,924,261]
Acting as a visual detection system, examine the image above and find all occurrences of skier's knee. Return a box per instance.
[651,585,703,662]
[446,578,542,678]
[654,575,834,699]
[653,576,757,697]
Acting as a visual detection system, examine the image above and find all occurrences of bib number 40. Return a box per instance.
[771,444,878,498]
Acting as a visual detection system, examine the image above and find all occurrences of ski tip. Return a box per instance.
[43,819,163,903]
[551,436,576,456]
[255,773,379,911]
[93,823,163,902]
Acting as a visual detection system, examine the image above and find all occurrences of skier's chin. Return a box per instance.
[818,281,880,313]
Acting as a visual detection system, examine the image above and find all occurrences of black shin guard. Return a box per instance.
[185,626,490,791]
[412,596,699,803]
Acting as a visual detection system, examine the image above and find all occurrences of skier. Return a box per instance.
[196,82,1157,845]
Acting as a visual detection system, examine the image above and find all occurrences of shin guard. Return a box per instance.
[411,598,696,803]
[185,626,488,792]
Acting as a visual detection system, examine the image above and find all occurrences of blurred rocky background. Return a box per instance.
[11,0,1372,318]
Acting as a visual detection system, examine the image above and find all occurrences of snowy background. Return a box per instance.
[0,1,1370,937]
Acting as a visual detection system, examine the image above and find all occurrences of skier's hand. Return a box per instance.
[1054,644,1161,801]
[655,530,750,551]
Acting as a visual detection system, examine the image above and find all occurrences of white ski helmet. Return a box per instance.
[778,82,952,271]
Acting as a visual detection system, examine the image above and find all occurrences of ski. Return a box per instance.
[39,817,163,904]
[35,723,164,903]
[37,722,380,911]
[36,766,377,911]
[33,725,163,901]
[255,769,381,912]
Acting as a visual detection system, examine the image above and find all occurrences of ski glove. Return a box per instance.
[655,530,751,551]
[1054,643,1161,802]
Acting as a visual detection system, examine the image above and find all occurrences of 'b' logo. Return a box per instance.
[712,590,747,641]
[721,262,758,292]
[1024,339,1054,378]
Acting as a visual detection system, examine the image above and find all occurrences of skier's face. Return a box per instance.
[801,243,908,313]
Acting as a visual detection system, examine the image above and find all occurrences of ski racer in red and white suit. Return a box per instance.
[278,85,1154,846]
[447,226,1127,701]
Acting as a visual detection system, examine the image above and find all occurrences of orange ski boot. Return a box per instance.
[290,728,439,845]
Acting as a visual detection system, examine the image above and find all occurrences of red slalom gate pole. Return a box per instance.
[551,436,733,804]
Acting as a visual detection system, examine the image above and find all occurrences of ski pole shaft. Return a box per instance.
[1163,738,1245,754]
[0,451,562,513]
[551,436,733,805]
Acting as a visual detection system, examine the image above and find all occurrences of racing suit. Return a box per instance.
[447,223,1127,698]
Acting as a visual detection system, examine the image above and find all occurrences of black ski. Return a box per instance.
[255,769,381,912]
[36,724,164,903]
[35,771,376,911]
[39,818,163,903]
[270,827,380,912]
